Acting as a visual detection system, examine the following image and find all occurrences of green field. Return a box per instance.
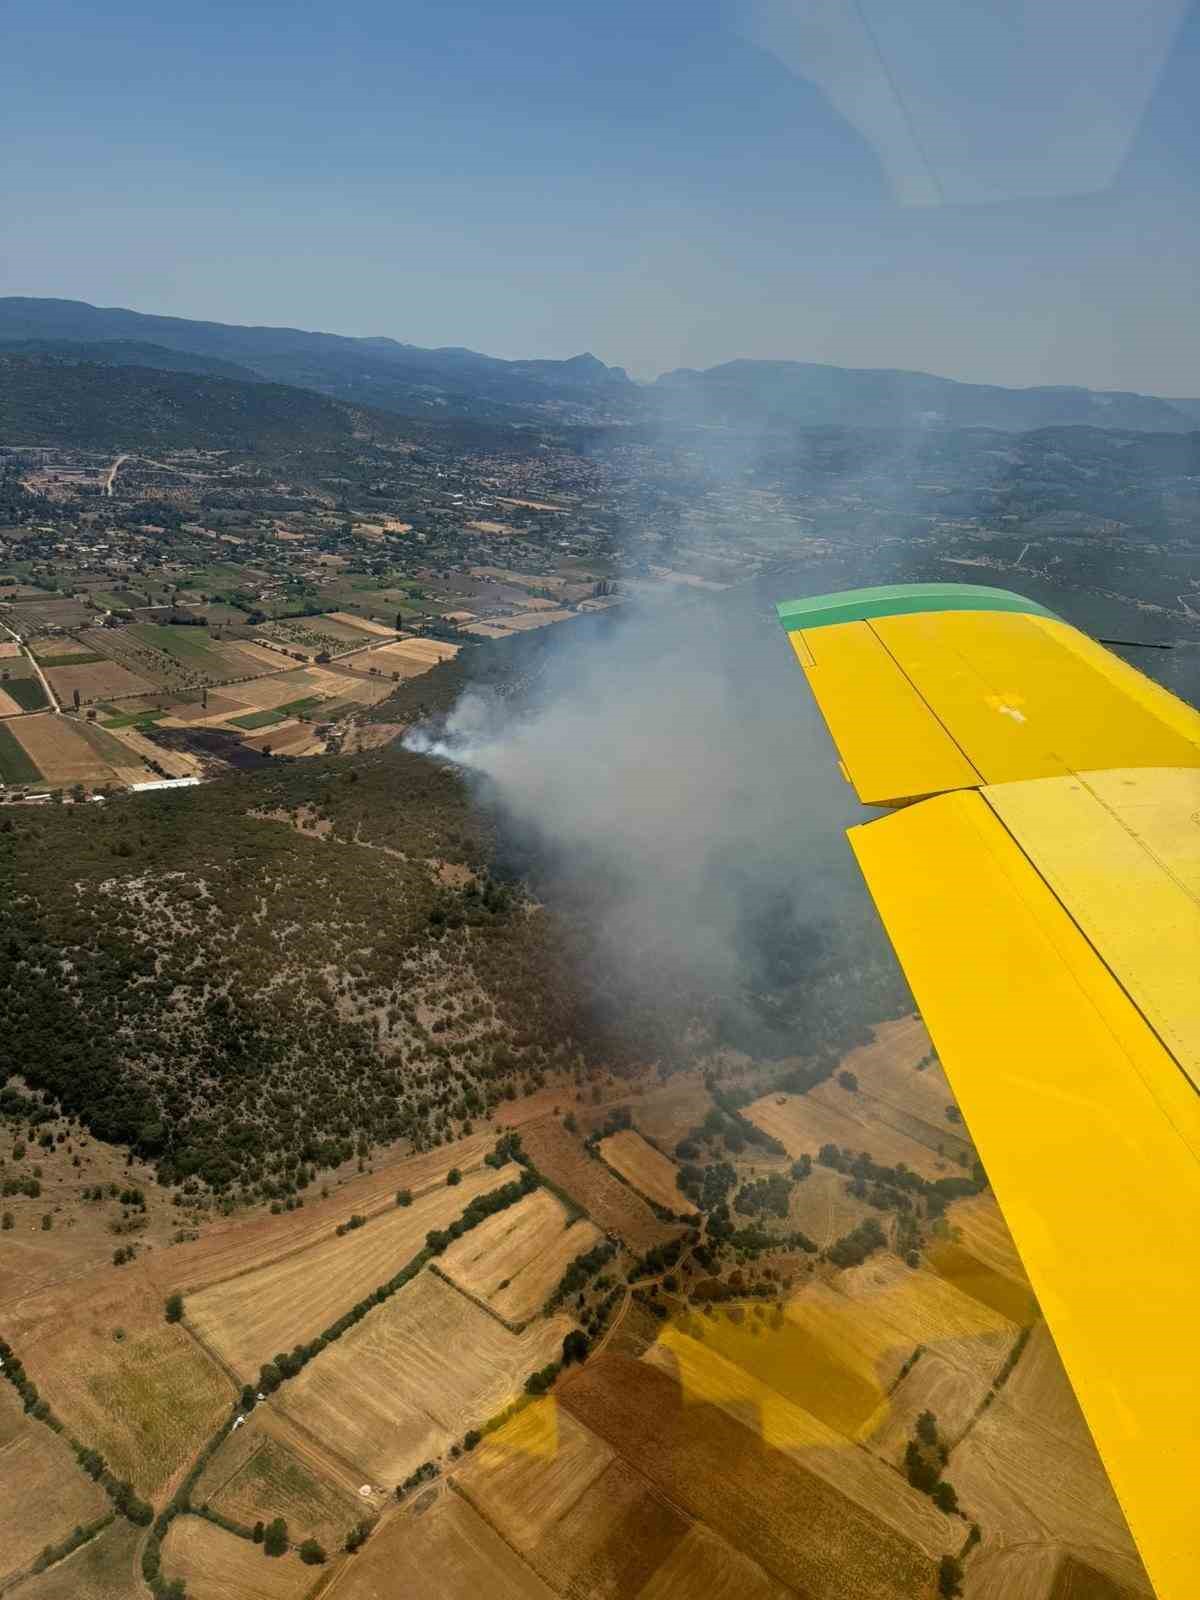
[231,707,286,730]
[33,651,107,668]
[0,724,42,783]
[4,677,49,711]
[231,695,323,731]
[126,624,222,664]
[101,711,163,729]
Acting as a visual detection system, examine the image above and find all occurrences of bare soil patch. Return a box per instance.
[46,660,153,703]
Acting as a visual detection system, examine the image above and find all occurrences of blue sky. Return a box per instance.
[3,0,1198,392]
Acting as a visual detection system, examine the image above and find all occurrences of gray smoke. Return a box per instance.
[406,592,906,1063]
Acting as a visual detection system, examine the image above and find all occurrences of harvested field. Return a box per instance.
[787,1163,876,1249]
[947,1190,1031,1286]
[598,1129,684,1213]
[1002,1321,1094,1444]
[0,1420,110,1581]
[455,1398,613,1550]
[103,723,199,778]
[950,1392,1146,1590]
[28,635,96,659]
[160,1516,316,1600]
[195,1412,363,1551]
[151,1131,496,1296]
[629,1075,713,1151]
[334,1490,554,1600]
[0,639,21,657]
[45,659,153,702]
[561,1354,938,1600]
[325,610,396,636]
[809,1020,975,1164]
[11,1275,232,1497]
[927,1239,1039,1325]
[0,721,42,780]
[277,1269,571,1484]
[1049,1553,1152,1599]
[645,1320,957,1558]
[14,1517,143,1600]
[518,1118,679,1253]
[743,1091,962,1181]
[9,714,119,785]
[0,687,21,715]
[493,608,573,630]
[637,1524,791,1600]
[437,1188,602,1325]
[187,1161,524,1379]
[530,1457,691,1598]
[867,1345,995,1465]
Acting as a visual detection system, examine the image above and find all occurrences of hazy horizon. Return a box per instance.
[4,0,1199,393]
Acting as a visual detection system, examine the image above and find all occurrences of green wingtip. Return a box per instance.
[775,582,1059,632]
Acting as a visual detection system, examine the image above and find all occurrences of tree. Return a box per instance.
[945,1104,962,1124]
[837,1070,859,1092]
[938,1555,964,1597]
[396,1188,412,1207]
[916,1409,938,1446]
[263,1517,288,1556]
[446,1167,461,1186]
[562,1329,590,1365]
[41,1213,52,1230]
[164,1293,184,1323]
[252,1521,264,1544]
[1,1213,12,1231]
[931,1479,959,1514]
[298,1539,327,1565]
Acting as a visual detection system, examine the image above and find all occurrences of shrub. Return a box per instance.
[298,1538,327,1565]
[263,1517,288,1556]
[164,1293,184,1323]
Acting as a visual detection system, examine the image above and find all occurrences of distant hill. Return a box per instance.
[4,298,1196,433]
[654,358,1200,434]
[0,351,386,452]
[0,298,635,425]
[0,337,260,382]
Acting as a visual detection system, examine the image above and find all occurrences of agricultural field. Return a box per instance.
[3,596,94,628]
[325,611,396,637]
[333,1490,554,1600]
[807,1016,975,1164]
[148,1131,496,1296]
[0,1398,110,1581]
[4,713,126,786]
[10,1273,233,1497]
[946,1190,1032,1287]
[518,1118,679,1253]
[193,1412,363,1551]
[13,1517,144,1600]
[45,658,154,703]
[637,1524,792,1600]
[743,1090,962,1181]
[1,674,50,711]
[786,1162,877,1249]
[561,1353,938,1600]
[186,1162,524,1378]
[455,1398,613,1551]
[0,720,42,780]
[437,1188,602,1325]
[644,1318,957,1558]
[160,1516,318,1600]
[276,1268,572,1484]
[0,685,24,715]
[527,1456,692,1597]
[628,1074,713,1151]
[27,635,97,661]
[598,1129,684,1214]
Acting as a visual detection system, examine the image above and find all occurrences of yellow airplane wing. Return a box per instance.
[778,583,1200,1600]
